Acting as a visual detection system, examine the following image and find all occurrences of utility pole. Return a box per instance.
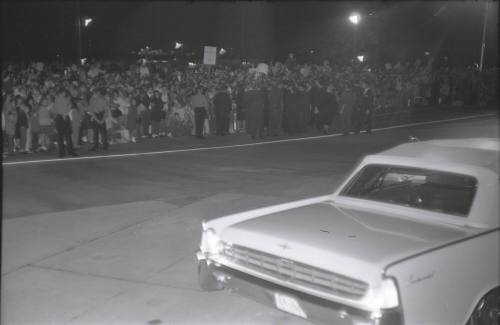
[76,1,82,62]
[479,0,489,72]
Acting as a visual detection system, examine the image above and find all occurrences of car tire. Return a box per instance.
[467,287,500,325]
[198,260,224,291]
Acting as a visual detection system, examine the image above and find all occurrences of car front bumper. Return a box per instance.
[197,255,403,325]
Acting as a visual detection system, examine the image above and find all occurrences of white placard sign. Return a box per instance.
[203,46,217,65]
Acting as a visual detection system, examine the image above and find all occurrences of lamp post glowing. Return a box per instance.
[357,55,364,63]
[219,48,226,55]
[349,13,361,25]
[76,1,93,63]
[349,13,361,63]
[175,42,183,49]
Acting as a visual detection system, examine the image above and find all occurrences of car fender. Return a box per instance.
[384,228,499,325]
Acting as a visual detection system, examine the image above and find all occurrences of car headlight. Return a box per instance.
[200,222,223,256]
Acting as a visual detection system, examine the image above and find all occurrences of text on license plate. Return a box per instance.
[274,292,307,319]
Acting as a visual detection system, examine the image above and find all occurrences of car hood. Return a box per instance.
[219,202,474,285]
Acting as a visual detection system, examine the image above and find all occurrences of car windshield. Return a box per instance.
[340,164,477,217]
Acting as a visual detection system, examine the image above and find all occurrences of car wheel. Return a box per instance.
[467,287,500,325]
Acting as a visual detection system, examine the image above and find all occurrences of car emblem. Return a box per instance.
[279,243,291,250]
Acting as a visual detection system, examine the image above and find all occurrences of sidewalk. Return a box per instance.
[3,106,497,164]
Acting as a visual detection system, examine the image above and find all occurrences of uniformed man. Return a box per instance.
[243,77,266,139]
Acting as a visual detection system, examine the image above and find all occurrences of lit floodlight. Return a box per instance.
[84,18,93,27]
[219,48,226,55]
[80,58,87,65]
[349,13,361,25]
[188,62,196,67]
[357,55,364,62]
[175,42,183,49]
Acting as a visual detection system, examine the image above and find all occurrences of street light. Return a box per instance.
[219,48,226,55]
[357,55,364,62]
[349,13,361,63]
[84,18,93,27]
[349,13,361,25]
[175,42,183,49]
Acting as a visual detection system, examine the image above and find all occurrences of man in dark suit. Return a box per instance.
[355,81,375,134]
[243,77,266,139]
[267,79,284,137]
[213,85,232,136]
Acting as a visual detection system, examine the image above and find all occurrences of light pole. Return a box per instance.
[479,0,489,72]
[76,2,92,63]
[349,13,361,63]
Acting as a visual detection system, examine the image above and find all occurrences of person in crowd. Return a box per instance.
[339,84,356,135]
[284,82,300,135]
[38,96,53,151]
[69,99,82,149]
[3,94,17,155]
[16,97,30,153]
[317,83,338,134]
[355,81,375,134]
[88,87,108,151]
[189,87,209,139]
[235,84,245,133]
[159,85,170,137]
[138,89,151,138]
[213,84,232,136]
[29,98,41,152]
[53,88,78,157]
[296,82,310,133]
[150,90,164,138]
[243,77,266,139]
[127,97,139,143]
[267,79,284,137]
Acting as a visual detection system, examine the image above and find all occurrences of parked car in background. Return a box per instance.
[197,138,499,325]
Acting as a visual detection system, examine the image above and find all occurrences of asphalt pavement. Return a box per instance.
[1,108,499,325]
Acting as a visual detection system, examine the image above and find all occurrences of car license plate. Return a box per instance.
[274,292,307,319]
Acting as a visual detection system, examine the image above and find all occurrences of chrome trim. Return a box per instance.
[221,243,369,300]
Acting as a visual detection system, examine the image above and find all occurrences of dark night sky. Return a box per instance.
[1,1,498,65]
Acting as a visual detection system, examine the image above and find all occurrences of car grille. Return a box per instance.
[221,244,369,300]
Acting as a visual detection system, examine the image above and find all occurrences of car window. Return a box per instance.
[340,164,477,217]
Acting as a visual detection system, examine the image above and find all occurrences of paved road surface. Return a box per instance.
[2,111,498,325]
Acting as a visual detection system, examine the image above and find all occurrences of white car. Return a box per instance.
[197,138,499,325]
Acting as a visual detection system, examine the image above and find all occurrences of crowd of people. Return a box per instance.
[2,55,497,158]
